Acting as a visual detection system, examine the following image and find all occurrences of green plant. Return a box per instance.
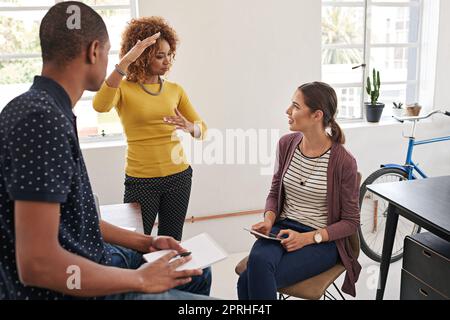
[366,68,381,105]
[393,102,403,109]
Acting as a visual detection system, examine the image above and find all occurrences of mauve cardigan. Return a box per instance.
[265,132,362,297]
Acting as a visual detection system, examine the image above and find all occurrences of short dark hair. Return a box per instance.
[39,1,109,65]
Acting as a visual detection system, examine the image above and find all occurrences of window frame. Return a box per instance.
[322,0,424,121]
[0,0,138,139]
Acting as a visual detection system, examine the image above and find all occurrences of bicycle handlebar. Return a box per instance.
[392,109,449,123]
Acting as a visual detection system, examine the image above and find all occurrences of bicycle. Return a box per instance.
[358,109,450,263]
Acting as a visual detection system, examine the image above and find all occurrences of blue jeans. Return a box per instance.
[102,244,213,300]
[237,219,338,300]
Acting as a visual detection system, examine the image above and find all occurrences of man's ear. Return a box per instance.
[87,40,100,65]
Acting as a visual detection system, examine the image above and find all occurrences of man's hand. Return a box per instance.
[278,229,314,252]
[149,236,187,254]
[136,251,203,293]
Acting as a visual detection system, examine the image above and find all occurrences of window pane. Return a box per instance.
[372,0,419,3]
[0,56,41,111]
[97,8,131,51]
[370,47,418,82]
[0,0,54,6]
[76,52,123,137]
[322,6,365,45]
[0,1,132,8]
[0,57,39,111]
[370,6,420,44]
[378,83,417,114]
[322,48,364,84]
[323,0,364,2]
[0,83,30,113]
[0,57,41,84]
[0,10,44,55]
[74,100,123,138]
[336,87,362,119]
[79,0,131,5]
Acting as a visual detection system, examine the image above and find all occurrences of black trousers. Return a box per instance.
[123,166,193,241]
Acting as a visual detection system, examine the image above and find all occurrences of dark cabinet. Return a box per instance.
[401,232,450,300]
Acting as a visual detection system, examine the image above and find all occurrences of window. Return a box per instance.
[322,0,426,120]
[0,0,137,137]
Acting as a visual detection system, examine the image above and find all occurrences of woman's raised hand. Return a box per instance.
[121,32,161,65]
[105,33,161,88]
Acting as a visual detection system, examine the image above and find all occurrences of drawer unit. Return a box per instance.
[401,269,446,300]
[401,232,450,299]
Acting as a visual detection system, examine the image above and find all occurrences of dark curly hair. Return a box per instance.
[119,16,179,83]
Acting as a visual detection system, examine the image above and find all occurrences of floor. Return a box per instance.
[210,250,403,300]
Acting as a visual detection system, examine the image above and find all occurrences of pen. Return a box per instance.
[173,251,192,259]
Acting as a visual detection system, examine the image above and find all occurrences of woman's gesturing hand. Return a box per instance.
[164,109,195,135]
[121,32,161,65]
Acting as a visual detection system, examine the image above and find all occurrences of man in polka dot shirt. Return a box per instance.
[0,1,211,300]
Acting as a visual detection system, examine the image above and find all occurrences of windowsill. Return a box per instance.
[339,117,403,129]
[80,135,126,150]
[78,116,433,151]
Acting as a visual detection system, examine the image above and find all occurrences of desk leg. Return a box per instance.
[376,203,399,300]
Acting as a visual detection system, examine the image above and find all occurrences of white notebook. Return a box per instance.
[143,233,228,271]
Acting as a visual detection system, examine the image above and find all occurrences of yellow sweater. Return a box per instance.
[93,80,207,178]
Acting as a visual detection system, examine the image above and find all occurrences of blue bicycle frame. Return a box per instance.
[382,135,450,180]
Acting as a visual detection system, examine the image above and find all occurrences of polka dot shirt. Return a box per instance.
[0,76,113,300]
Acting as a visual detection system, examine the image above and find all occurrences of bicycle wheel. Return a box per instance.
[358,168,420,263]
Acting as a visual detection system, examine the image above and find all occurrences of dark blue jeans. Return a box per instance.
[237,219,338,300]
[102,244,213,300]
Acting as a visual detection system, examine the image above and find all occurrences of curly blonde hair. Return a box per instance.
[119,16,179,83]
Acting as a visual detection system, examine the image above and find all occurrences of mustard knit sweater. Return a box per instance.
[93,80,207,178]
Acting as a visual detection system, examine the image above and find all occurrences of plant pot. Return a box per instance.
[406,105,422,117]
[365,103,385,123]
[392,108,404,118]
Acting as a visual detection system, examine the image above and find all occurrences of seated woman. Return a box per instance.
[237,82,361,300]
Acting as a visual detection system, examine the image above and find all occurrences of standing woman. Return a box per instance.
[237,82,361,299]
[93,17,207,240]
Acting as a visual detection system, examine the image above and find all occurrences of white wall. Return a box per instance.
[82,0,450,253]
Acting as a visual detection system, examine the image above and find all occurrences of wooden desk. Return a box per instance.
[99,203,144,234]
[367,176,450,300]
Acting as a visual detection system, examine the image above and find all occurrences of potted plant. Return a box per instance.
[392,102,404,117]
[365,68,385,122]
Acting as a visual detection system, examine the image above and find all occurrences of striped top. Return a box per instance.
[280,146,331,229]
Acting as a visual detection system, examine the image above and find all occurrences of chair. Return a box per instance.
[235,173,361,300]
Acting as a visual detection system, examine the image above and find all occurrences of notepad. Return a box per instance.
[143,233,228,271]
[244,227,282,241]
[119,226,136,232]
